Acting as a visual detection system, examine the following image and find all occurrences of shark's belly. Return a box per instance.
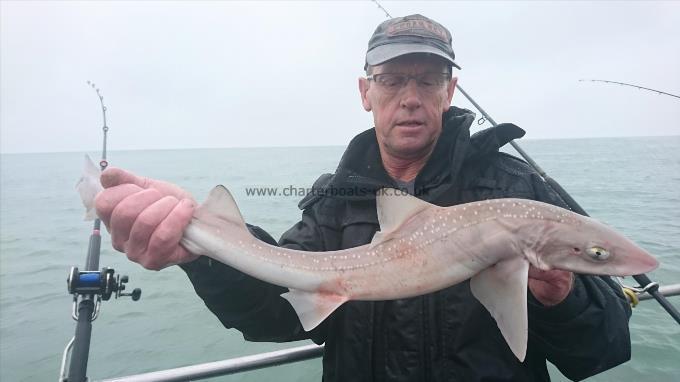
[341,240,489,300]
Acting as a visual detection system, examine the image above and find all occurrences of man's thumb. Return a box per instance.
[100,167,194,201]
[101,167,147,189]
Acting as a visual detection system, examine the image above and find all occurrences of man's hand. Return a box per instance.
[95,167,199,270]
[528,266,574,306]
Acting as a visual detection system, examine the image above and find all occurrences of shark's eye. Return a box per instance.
[586,246,610,261]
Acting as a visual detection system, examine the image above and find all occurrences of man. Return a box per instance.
[96,14,632,381]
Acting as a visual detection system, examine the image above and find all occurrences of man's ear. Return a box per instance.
[358,77,372,111]
[444,76,457,112]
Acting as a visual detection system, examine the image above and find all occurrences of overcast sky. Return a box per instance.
[1,1,679,153]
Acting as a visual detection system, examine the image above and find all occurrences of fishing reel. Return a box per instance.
[67,267,141,321]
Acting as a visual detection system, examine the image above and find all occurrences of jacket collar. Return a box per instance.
[322,106,525,200]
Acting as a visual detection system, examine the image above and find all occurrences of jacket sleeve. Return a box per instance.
[527,172,632,381]
[179,209,327,344]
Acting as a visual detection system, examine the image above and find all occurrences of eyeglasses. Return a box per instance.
[367,73,451,94]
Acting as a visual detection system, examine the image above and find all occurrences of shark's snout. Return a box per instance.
[628,249,659,275]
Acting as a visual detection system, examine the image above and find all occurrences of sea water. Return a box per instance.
[1,136,679,381]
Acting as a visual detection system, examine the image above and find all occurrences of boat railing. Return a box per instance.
[636,283,680,301]
[97,344,324,382]
[90,284,680,382]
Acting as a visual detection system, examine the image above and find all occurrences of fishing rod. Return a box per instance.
[369,0,680,325]
[370,0,392,18]
[579,79,680,100]
[60,82,142,382]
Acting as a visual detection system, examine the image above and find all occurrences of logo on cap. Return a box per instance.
[386,19,448,42]
[365,14,459,69]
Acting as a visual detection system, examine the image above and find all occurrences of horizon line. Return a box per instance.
[1,134,679,155]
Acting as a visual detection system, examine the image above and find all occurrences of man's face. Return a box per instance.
[359,54,457,160]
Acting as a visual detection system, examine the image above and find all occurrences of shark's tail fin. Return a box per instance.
[76,155,103,221]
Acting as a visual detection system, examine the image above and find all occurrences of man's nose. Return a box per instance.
[399,79,422,109]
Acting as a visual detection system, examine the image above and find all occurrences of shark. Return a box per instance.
[78,156,659,361]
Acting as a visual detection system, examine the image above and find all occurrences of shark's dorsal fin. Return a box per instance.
[196,185,247,228]
[371,188,432,246]
[376,188,432,233]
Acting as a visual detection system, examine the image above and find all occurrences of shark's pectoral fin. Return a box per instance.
[281,289,347,331]
[470,257,530,362]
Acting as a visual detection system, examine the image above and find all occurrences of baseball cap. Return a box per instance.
[365,14,460,70]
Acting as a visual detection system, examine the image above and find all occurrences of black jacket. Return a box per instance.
[181,107,632,381]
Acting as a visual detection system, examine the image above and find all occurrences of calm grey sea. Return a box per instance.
[1,136,679,382]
